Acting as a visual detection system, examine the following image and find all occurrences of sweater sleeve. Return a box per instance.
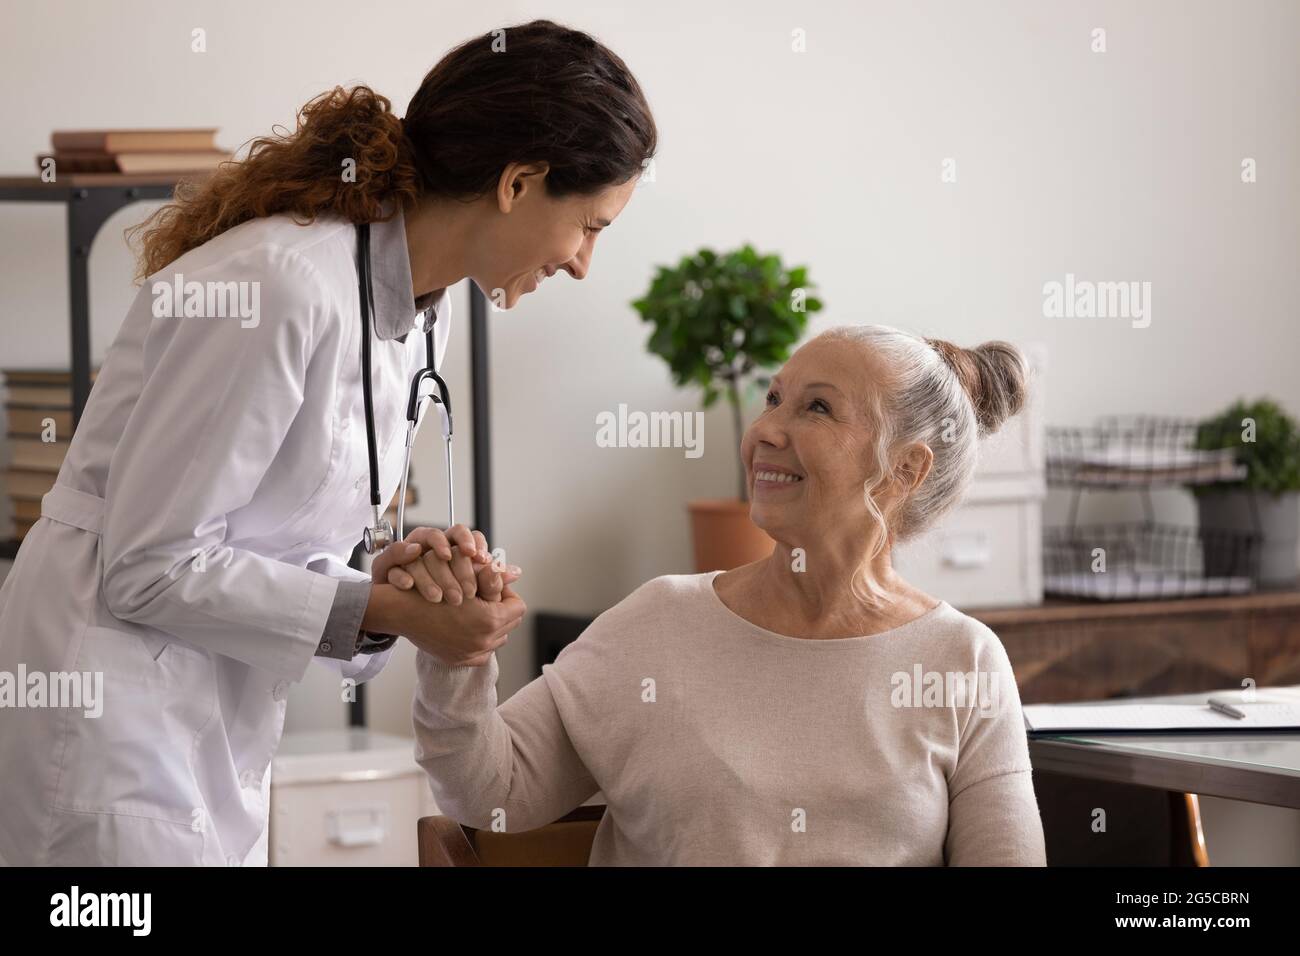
[412,649,599,832]
[943,629,1047,866]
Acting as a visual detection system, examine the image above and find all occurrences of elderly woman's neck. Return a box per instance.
[725,545,933,639]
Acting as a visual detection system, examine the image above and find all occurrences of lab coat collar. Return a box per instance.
[369,201,448,340]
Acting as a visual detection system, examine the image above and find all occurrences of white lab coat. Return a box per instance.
[0,205,450,865]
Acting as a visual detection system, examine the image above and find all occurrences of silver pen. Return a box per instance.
[1208,698,1247,719]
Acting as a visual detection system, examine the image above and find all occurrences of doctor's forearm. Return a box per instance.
[361,582,445,644]
[361,583,403,636]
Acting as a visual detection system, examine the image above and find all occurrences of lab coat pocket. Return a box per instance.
[44,804,208,866]
[51,624,216,827]
[280,420,362,553]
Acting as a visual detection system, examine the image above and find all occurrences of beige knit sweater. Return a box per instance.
[412,571,1047,866]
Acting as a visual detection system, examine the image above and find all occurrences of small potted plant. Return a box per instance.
[632,245,822,571]
[1193,398,1300,587]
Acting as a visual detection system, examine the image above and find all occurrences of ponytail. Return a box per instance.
[129,86,416,281]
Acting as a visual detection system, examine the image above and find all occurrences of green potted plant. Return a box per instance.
[1194,398,1300,587]
[632,245,822,571]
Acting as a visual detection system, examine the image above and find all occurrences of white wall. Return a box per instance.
[2,0,1298,735]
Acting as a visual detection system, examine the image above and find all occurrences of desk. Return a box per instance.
[1028,689,1300,810]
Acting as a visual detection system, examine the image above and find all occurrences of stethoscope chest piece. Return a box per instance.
[362,516,394,555]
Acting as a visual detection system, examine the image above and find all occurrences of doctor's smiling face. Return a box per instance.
[468,162,639,310]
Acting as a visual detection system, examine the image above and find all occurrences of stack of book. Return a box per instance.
[36,129,231,175]
[3,369,91,540]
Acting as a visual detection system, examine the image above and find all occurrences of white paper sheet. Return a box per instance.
[1023,702,1300,733]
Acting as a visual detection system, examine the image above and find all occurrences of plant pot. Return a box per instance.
[1196,488,1300,588]
[687,498,775,572]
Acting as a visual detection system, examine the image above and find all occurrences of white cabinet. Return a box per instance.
[270,729,439,867]
[894,476,1044,608]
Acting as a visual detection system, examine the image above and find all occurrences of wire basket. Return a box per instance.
[1047,415,1245,488]
[1043,521,1261,600]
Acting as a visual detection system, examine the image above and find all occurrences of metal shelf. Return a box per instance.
[0,175,183,420]
[2,177,184,569]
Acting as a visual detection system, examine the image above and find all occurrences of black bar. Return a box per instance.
[470,283,492,543]
[347,542,367,728]
[61,185,173,425]
[534,612,597,676]
[67,191,94,425]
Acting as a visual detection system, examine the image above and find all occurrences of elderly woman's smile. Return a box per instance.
[751,465,804,489]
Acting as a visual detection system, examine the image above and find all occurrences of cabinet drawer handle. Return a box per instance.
[325,807,389,848]
[941,532,992,569]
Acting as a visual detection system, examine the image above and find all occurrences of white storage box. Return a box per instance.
[270,729,438,867]
[893,344,1047,609]
[893,475,1045,608]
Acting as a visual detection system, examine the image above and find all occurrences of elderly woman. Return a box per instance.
[410,325,1047,866]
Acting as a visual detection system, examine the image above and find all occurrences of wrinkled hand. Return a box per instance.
[371,525,521,605]
[384,579,527,666]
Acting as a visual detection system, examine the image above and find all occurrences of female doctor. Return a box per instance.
[0,20,656,866]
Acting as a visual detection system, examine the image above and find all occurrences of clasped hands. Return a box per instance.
[367,525,525,667]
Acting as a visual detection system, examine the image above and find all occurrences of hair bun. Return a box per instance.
[926,337,1028,436]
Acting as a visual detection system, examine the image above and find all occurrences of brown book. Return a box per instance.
[35,150,117,173]
[3,469,56,499]
[38,151,232,174]
[11,499,41,521]
[8,437,68,472]
[6,407,72,437]
[51,129,218,153]
[5,385,73,409]
[4,367,100,409]
[117,151,231,173]
[3,367,99,386]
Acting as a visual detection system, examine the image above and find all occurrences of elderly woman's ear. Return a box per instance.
[892,442,935,496]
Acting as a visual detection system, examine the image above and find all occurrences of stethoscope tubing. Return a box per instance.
[356,222,453,553]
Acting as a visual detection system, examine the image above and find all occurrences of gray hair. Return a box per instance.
[816,325,1029,603]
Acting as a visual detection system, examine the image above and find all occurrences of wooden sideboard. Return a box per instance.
[536,589,1300,704]
[970,589,1300,704]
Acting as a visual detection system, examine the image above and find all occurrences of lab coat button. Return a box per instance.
[273,680,289,701]
[227,854,240,867]
[240,769,259,789]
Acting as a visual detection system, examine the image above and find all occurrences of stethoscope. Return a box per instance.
[355,222,455,555]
